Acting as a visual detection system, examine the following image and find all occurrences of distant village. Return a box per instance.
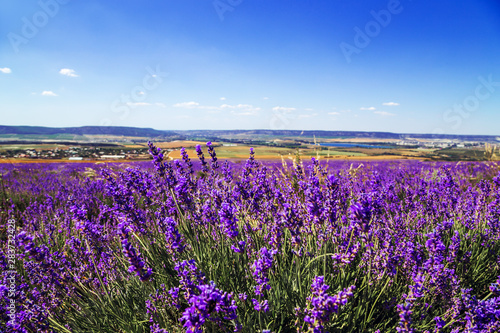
[0,146,152,160]
[395,140,483,149]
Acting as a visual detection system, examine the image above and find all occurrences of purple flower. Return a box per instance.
[251,247,275,296]
[206,141,219,169]
[195,145,209,172]
[241,147,258,176]
[304,276,355,332]
[160,217,185,256]
[219,202,239,238]
[396,302,414,333]
[180,147,194,174]
[304,175,324,221]
[175,259,206,299]
[180,281,239,332]
[251,298,269,312]
[148,141,166,177]
[349,199,375,236]
[395,272,427,332]
[231,240,246,253]
[490,276,500,296]
[118,222,152,282]
[434,316,446,330]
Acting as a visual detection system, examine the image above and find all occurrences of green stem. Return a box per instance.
[302,253,336,272]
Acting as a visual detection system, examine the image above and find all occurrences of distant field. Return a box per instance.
[155,140,208,149]
[0,144,70,151]
[172,145,364,159]
[0,139,496,162]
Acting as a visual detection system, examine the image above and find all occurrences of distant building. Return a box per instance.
[101,155,125,159]
[397,140,419,146]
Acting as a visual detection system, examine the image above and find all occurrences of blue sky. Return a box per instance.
[1,0,500,135]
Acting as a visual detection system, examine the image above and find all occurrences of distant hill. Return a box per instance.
[0,125,180,138]
[0,125,498,142]
[180,129,500,142]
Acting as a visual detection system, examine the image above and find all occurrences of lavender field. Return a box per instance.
[1,142,500,332]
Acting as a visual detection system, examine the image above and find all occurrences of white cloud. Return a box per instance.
[220,97,226,101]
[173,101,200,108]
[223,104,261,116]
[173,101,260,115]
[272,106,296,113]
[382,102,399,106]
[304,108,314,111]
[41,91,58,96]
[0,68,12,74]
[374,111,395,116]
[121,102,166,108]
[174,102,218,110]
[298,113,318,119]
[59,68,78,77]
[263,97,269,100]
[360,106,376,111]
[221,103,260,110]
[328,112,340,116]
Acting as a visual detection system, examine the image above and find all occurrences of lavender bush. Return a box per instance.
[1,144,500,332]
